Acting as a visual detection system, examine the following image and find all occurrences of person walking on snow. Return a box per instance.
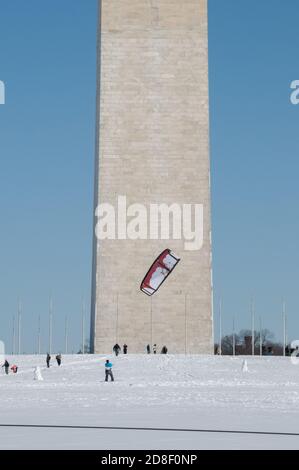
[46,353,51,368]
[153,344,157,354]
[2,360,9,375]
[105,359,114,382]
[146,344,151,354]
[56,354,62,366]
[123,344,128,354]
[113,344,121,356]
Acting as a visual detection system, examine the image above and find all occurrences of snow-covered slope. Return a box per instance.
[0,354,299,449]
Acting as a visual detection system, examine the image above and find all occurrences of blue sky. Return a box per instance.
[209,0,299,344]
[0,0,298,353]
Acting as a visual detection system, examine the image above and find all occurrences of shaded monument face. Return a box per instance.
[91,0,213,354]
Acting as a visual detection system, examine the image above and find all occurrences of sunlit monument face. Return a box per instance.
[90,0,213,354]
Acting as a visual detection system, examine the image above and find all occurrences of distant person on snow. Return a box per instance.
[11,365,18,373]
[161,346,168,354]
[146,344,151,354]
[2,360,9,375]
[56,354,62,366]
[105,359,114,382]
[123,344,128,355]
[113,344,121,356]
[46,353,51,368]
[153,344,157,354]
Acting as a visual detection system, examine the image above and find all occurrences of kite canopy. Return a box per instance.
[140,249,180,296]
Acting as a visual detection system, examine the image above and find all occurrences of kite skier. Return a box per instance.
[105,359,114,382]
[2,360,9,375]
[113,344,121,356]
[46,353,51,368]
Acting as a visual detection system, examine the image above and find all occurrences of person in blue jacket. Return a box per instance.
[105,359,114,382]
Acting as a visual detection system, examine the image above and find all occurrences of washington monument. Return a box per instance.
[90,0,213,354]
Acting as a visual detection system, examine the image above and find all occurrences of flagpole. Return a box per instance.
[49,296,53,355]
[251,298,255,356]
[283,300,286,356]
[12,316,15,355]
[38,315,41,355]
[18,299,22,355]
[65,316,68,354]
[185,294,187,355]
[259,316,262,357]
[232,315,236,356]
[219,299,222,356]
[82,300,85,355]
[151,296,153,346]
[115,294,119,347]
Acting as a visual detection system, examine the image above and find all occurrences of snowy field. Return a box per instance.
[0,354,299,449]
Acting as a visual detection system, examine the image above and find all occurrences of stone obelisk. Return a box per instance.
[91,0,213,354]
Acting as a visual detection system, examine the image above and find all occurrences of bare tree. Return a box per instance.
[221,334,241,355]
[216,329,278,355]
[239,329,274,348]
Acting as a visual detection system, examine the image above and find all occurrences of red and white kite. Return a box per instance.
[140,249,180,296]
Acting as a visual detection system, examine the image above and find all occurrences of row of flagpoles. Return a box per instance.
[11,297,87,355]
[218,299,288,356]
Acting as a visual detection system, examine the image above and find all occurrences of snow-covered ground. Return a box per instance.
[0,354,299,449]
